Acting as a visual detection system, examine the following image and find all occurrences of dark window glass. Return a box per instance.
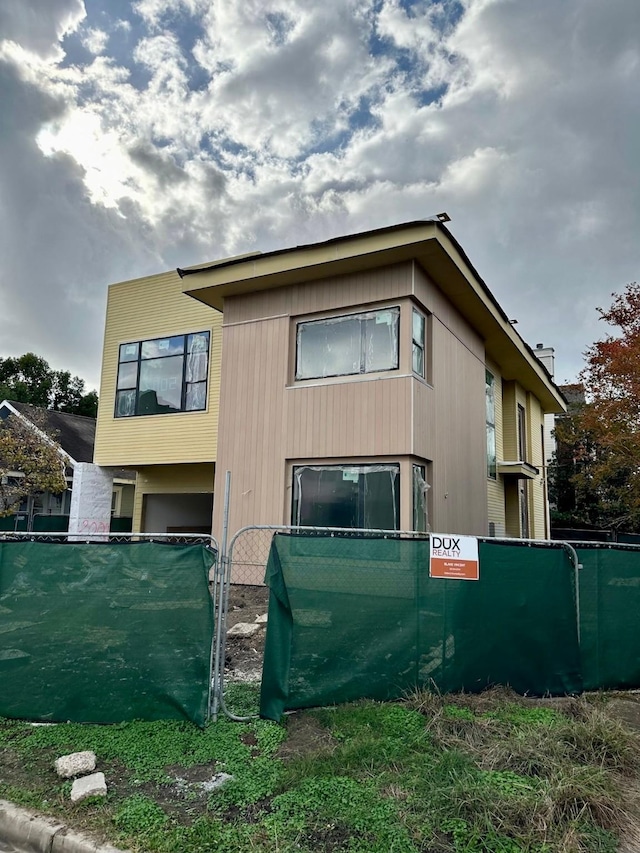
[296,308,399,380]
[486,370,496,479]
[292,464,400,530]
[115,331,209,418]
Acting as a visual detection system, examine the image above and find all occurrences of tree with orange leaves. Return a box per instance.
[552,282,640,531]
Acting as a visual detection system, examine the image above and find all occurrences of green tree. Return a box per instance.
[0,353,98,417]
[0,412,67,517]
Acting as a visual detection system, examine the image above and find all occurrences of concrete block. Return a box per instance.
[70,773,107,803]
[55,751,97,779]
[227,622,260,638]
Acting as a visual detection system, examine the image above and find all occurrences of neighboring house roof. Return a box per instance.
[0,401,135,481]
[7,401,95,463]
[179,218,567,413]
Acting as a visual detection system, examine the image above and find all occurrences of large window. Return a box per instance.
[115,331,210,418]
[295,307,400,381]
[486,370,496,479]
[292,464,400,530]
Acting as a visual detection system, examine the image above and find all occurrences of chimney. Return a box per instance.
[534,343,555,378]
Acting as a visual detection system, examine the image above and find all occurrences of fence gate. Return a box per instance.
[212,528,584,721]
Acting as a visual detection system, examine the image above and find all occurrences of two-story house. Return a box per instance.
[94,219,566,540]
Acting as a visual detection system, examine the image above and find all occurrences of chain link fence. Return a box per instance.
[212,527,586,721]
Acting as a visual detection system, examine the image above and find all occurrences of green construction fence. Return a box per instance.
[0,540,214,726]
[260,534,583,720]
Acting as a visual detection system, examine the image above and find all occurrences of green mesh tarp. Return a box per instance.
[260,534,582,720]
[577,545,640,691]
[0,541,214,725]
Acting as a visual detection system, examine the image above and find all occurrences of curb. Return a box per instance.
[0,801,128,853]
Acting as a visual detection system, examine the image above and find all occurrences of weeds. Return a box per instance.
[1,689,640,852]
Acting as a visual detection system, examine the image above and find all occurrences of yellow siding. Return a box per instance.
[132,463,215,531]
[527,394,547,538]
[94,269,222,467]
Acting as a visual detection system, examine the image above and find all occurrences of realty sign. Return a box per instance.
[429,534,479,581]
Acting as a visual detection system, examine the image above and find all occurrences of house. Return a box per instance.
[0,400,134,532]
[93,219,566,541]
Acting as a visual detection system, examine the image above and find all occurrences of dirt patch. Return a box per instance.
[224,584,269,683]
[277,714,336,761]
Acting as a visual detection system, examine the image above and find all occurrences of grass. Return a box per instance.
[1,687,640,852]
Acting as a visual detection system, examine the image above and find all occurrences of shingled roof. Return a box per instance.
[0,401,134,481]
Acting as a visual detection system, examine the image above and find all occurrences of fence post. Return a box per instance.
[211,471,231,722]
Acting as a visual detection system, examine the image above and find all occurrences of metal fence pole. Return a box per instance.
[211,471,231,722]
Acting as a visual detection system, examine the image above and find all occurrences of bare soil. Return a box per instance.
[224,584,269,682]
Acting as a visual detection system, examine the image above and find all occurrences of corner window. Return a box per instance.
[412,464,430,532]
[486,370,496,479]
[115,331,210,418]
[412,310,425,378]
[292,464,400,530]
[295,307,399,381]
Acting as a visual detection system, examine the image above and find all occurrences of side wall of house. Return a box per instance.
[213,261,489,539]
[94,270,222,467]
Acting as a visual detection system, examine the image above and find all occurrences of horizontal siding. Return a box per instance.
[94,270,221,466]
[528,394,547,538]
[132,463,215,531]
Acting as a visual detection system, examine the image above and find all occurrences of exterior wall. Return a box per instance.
[412,264,487,535]
[213,261,489,539]
[132,463,215,532]
[94,269,222,467]
[527,393,547,538]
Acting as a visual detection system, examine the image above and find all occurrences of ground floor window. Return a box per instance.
[412,464,430,532]
[292,464,400,530]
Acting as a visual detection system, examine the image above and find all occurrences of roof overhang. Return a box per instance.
[497,461,539,479]
[179,221,566,413]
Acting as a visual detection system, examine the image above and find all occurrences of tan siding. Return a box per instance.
[94,269,221,467]
[413,291,487,536]
[223,263,413,326]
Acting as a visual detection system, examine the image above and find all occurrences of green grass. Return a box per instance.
[1,689,639,852]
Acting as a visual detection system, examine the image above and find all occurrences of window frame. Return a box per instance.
[291,463,401,530]
[115,330,210,418]
[486,370,497,480]
[294,306,400,382]
[412,309,426,378]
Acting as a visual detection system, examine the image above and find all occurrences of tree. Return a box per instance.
[551,282,640,531]
[0,412,67,517]
[0,353,98,417]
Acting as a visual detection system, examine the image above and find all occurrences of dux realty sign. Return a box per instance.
[429,534,480,581]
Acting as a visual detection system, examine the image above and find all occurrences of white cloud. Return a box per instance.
[1,0,640,389]
[82,27,109,55]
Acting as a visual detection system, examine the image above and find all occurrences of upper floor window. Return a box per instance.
[115,331,210,418]
[295,307,400,381]
[412,309,425,378]
[486,370,496,479]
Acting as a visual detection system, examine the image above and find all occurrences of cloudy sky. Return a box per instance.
[1,0,639,391]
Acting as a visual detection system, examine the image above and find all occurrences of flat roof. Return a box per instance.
[179,220,566,413]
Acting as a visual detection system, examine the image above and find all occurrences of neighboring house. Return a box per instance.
[0,400,134,530]
[94,219,566,540]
